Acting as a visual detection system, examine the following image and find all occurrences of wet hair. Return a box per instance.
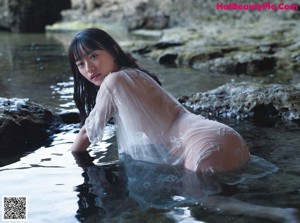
[68,28,161,123]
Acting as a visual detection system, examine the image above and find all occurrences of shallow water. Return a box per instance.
[0,31,300,223]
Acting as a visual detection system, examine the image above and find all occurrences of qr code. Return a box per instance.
[2,196,27,221]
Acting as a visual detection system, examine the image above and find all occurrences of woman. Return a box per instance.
[68,28,250,173]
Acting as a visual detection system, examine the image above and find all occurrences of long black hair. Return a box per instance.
[68,28,161,123]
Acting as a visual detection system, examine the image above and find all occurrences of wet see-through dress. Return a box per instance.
[85,68,250,172]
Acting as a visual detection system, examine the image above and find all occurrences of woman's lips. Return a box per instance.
[91,73,101,81]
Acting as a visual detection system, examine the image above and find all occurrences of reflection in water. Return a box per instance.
[73,152,129,222]
[72,152,299,223]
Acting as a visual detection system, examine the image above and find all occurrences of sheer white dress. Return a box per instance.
[85,68,250,172]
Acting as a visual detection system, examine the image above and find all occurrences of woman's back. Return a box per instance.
[105,68,187,140]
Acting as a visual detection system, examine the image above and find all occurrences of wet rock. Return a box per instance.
[0,0,71,32]
[59,111,81,124]
[0,98,61,156]
[132,19,300,76]
[182,82,300,125]
[191,54,277,75]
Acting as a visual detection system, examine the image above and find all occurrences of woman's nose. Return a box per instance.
[86,61,95,73]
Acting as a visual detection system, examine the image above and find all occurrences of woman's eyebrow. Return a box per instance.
[75,50,93,62]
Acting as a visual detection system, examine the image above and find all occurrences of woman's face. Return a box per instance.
[75,49,118,86]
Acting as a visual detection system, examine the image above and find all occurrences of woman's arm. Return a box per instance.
[70,126,91,152]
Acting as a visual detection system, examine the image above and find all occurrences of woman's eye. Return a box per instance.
[90,54,97,60]
[76,62,84,68]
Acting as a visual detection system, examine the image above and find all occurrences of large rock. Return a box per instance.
[60,0,300,30]
[0,98,61,155]
[181,82,300,126]
[0,0,71,33]
[131,18,300,76]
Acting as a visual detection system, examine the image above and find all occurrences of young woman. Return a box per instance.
[68,28,250,173]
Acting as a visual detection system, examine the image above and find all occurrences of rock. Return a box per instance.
[131,19,300,75]
[0,0,71,33]
[125,1,169,30]
[58,0,171,30]
[0,98,61,155]
[59,0,300,30]
[182,82,300,126]
[59,111,81,124]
